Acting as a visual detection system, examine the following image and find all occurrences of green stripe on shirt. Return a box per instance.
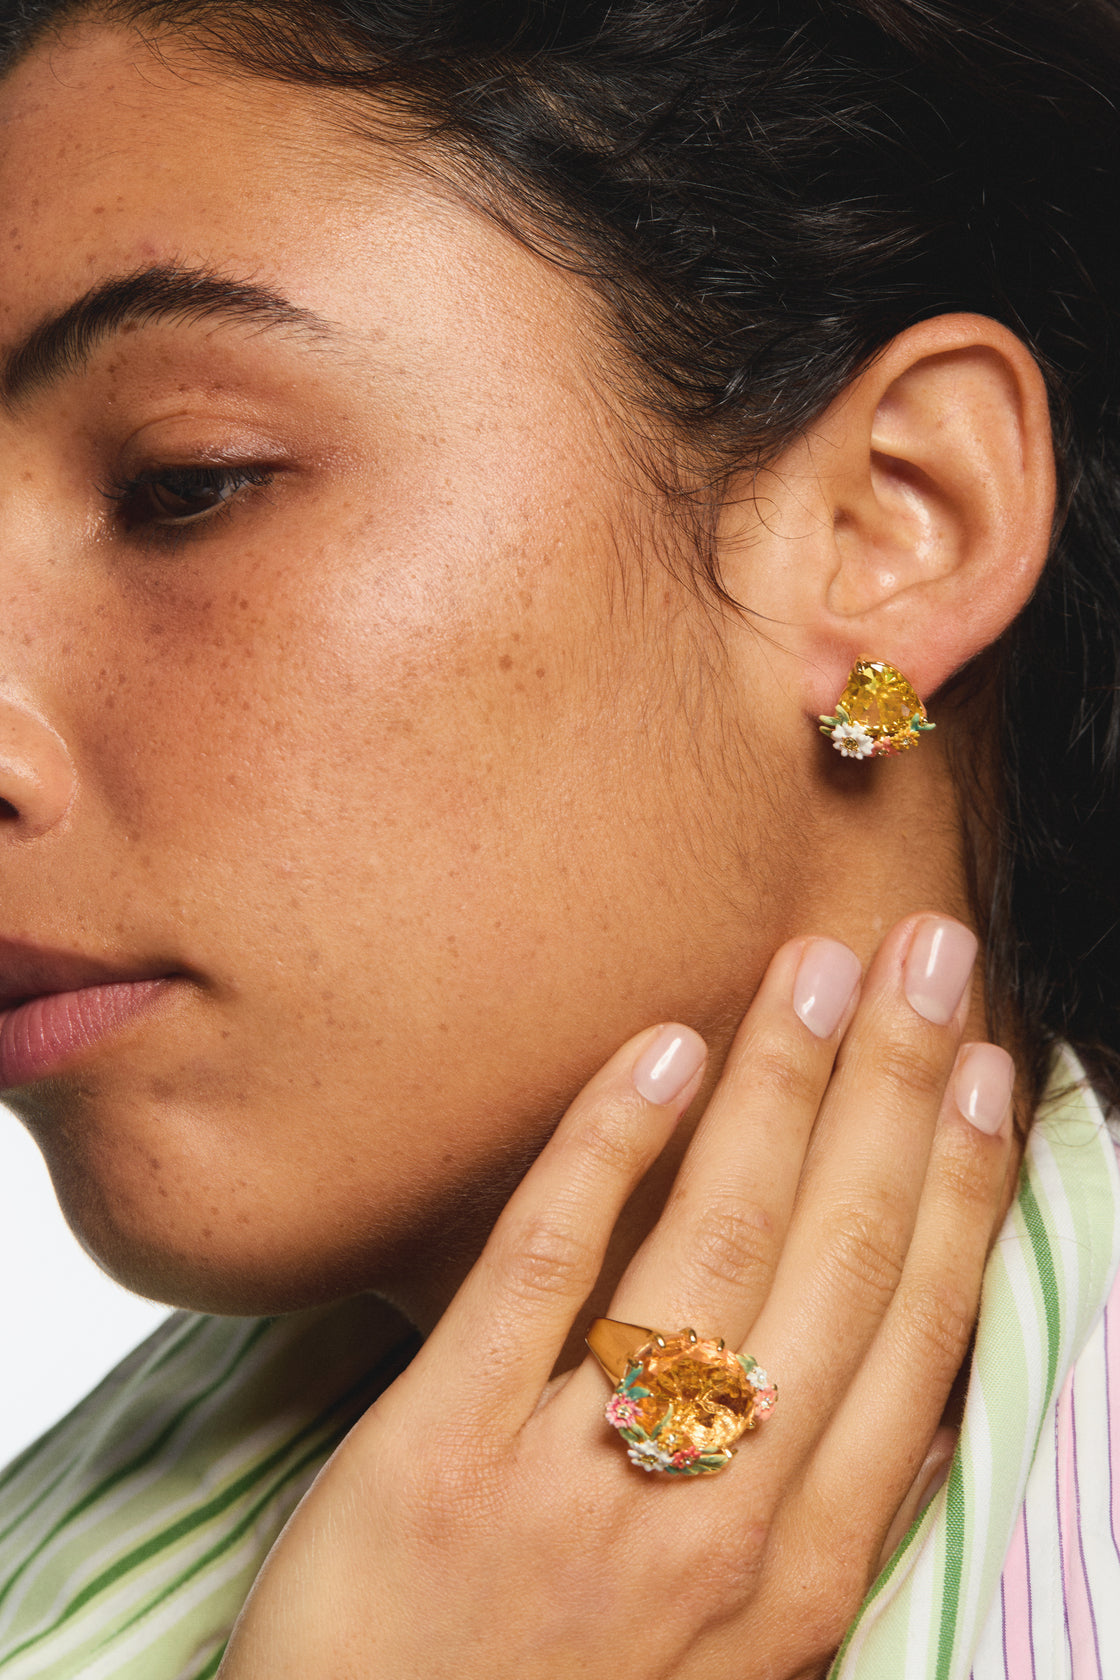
[0,1296,417,1680]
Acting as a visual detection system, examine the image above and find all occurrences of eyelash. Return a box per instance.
[100,463,276,550]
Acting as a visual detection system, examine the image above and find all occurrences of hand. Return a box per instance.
[217,915,1015,1680]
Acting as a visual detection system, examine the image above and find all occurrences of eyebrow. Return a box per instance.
[1,264,338,405]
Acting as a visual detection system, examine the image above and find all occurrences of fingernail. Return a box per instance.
[903,918,977,1025]
[953,1042,1014,1135]
[632,1025,707,1105]
[793,939,862,1039]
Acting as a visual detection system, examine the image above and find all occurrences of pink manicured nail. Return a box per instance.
[903,918,977,1025]
[953,1043,1014,1135]
[793,939,862,1039]
[632,1025,707,1105]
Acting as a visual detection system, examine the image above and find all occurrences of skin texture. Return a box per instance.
[0,21,1063,1678]
[214,925,1017,1679]
[0,26,1051,1340]
[0,26,784,1315]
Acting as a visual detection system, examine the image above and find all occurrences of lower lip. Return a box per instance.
[0,980,172,1091]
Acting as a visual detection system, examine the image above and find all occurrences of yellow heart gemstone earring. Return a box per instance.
[819,659,935,758]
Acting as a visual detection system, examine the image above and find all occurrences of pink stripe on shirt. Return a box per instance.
[999,1508,1035,1680]
[1106,1302,1120,1575]
[1056,1367,1102,1677]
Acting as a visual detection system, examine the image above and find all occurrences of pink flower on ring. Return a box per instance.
[605,1394,640,1430]
[669,1446,700,1469]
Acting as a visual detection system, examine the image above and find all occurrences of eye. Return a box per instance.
[102,463,275,533]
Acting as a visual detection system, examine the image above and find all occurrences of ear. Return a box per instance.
[714,314,1056,722]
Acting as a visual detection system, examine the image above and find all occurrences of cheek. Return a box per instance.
[20,461,747,1312]
[103,524,580,932]
[78,491,662,1091]
[90,445,641,952]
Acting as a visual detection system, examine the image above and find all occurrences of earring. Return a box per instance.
[819,659,935,759]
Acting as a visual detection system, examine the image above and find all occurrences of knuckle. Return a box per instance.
[574,1096,644,1177]
[744,1039,822,1109]
[498,1212,597,1305]
[786,1515,882,1647]
[871,1040,946,1105]
[822,1202,907,1311]
[397,1451,506,1546]
[684,1195,776,1294]
[750,1521,866,1672]
[932,1127,1003,1214]
[896,1275,977,1376]
[792,1577,870,1664]
[678,1517,770,1619]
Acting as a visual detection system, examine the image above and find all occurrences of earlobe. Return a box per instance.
[817,314,1055,699]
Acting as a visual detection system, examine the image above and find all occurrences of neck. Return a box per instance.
[385,705,1026,1348]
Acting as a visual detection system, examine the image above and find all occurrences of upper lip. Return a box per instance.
[0,938,174,1013]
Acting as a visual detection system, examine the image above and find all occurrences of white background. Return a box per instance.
[0,1102,169,1467]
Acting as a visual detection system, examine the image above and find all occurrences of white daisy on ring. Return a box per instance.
[830,721,874,758]
[626,1439,674,1472]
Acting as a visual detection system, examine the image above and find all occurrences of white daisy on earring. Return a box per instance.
[829,721,875,758]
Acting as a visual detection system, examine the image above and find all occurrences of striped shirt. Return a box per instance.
[836,1047,1120,1679]
[0,1048,1116,1679]
[0,1296,418,1678]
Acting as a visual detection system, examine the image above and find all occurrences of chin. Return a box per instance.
[23,1135,402,1318]
[11,1059,544,1322]
[54,1190,382,1316]
[33,1138,512,1325]
[93,1245,368,1319]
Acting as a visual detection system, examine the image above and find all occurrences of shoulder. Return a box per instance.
[0,1296,418,1680]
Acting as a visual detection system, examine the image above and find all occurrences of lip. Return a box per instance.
[0,980,174,1090]
[0,940,178,1090]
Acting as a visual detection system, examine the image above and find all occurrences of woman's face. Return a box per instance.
[0,25,802,1313]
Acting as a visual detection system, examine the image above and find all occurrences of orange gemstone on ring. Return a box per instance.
[621,1331,775,1464]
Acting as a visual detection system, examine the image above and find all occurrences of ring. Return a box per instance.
[586,1319,777,1477]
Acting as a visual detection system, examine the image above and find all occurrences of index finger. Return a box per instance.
[410,1020,707,1431]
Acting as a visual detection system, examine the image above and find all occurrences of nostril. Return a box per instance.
[0,703,76,837]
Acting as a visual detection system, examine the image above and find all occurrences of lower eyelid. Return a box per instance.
[104,464,280,549]
[155,471,268,519]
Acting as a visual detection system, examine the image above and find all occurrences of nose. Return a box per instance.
[0,697,76,839]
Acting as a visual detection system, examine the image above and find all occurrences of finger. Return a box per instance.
[875,1425,957,1574]
[809,1042,1015,1553]
[606,936,861,1341]
[411,1021,707,1430]
[751,914,977,1435]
